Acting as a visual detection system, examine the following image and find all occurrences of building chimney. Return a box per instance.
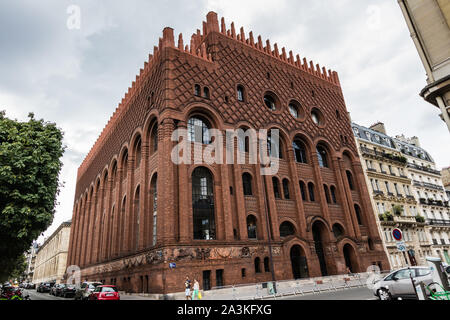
[369,122,386,135]
[410,136,420,147]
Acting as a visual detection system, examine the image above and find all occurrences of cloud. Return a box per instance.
[1,0,448,242]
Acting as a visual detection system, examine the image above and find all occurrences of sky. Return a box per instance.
[1,0,449,243]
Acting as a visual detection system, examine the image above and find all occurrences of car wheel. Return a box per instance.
[378,289,391,301]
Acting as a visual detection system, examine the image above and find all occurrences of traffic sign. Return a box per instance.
[169,263,176,269]
[396,241,406,252]
[392,228,403,241]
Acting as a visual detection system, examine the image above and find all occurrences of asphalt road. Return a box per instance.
[23,286,378,300]
[275,287,378,300]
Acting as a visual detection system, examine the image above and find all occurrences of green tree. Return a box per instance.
[0,111,64,282]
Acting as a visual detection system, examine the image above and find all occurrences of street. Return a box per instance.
[22,286,378,301]
[275,287,377,300]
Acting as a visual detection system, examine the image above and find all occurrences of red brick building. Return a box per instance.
[67,12,388,293]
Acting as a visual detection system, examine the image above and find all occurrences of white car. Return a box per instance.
[373,266,434,300]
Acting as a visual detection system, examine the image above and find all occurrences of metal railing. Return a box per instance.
[205,271,391,300]
[407,163,441,176]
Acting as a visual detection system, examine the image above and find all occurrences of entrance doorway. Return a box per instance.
[343,244,359,273]
[290,245,309,279]
[202,270,211,291]
[312,222,328,276]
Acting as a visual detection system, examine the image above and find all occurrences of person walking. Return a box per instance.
[192,279,199,300]
[184,276,192,300]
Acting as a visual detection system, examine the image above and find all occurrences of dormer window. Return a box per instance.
[237,85,245,102]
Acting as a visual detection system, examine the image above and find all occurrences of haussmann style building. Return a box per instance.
[352,122,450,268]
[33,220,71,284]
[67,12,388,294]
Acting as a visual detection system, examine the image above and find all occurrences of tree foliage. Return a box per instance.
[0,111,64,281]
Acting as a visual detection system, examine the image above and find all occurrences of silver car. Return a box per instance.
[74,282,103,300]
[373,266,433,300]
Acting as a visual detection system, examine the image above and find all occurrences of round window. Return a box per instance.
[264,95,276,111]
[311,108,324,126]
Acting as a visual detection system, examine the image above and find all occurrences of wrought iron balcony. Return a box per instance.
[413,180,444,191]
[360,147,407,165]
[407,163,441,176]
[428,219,450,226]
[373,190,384,196]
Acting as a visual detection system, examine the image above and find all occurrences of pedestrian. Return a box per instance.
[346,266,352,276]
[184,276,191,300]
[192,279,199,300]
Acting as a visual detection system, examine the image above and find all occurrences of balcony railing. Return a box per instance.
[394,215,416,224]
[373,190,384,196]
[420,198,449,207]
[413,180,444,191]
[367,168,377,173]
[428,219,450,226]
[360,147,407,165]
[407,163,441,176]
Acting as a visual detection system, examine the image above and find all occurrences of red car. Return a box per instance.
[89,285,120,300]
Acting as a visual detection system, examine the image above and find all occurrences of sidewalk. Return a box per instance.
[121,271,384,300]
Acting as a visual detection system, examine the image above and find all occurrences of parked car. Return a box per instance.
[74,282,103,300]
[51,283,65,296]
[373,266,434,300]
[60,284,76,298]
[88,285,120,300]
[37,282,54,293]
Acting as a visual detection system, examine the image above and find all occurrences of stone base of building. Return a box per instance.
[76,239,388,294]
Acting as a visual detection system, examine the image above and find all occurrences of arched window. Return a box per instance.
[150,123,158,154]
[267,132,283,159]
[192,167,216,240]
[120,196,127,252]
[330,186,337,204]
[332,224,344,239]
[237,85,245,102]
[299,181,307,201]
[150,174,157,246]
[134,137,142,169]
[247,215,257,239]
[354,204,363,225]
[293,139,308,164]
[289,103,298,118]
[203,87,210,99]
[238,128,251,153]
[242,173,253,196]
[272,177,281,199]
[134,186,140,250]
[316,145,329,168]
[280,221,296,237]
[188,116,211,144]
[255,257,261,273]
[323,185,331,204]
[346,171,354,190]
[194,84,201,96]
[308,182,315,202]
[121,150,129,174]
[283,179,290,200]
[264,257,270,272]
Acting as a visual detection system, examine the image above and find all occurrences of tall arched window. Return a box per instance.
[237,85,245,102]
[330,186,337,204]
[192,167,216,240]
[150,123,158,154]
[293,139,308,164]
[134,137,142,169]
[316,145,329,168]
[354,204,363,225]
[264,257,270,272]
[283,179,290,200]
[203,87,210,99]
[332,224,344,239]
[150,174,157,246]
[120,196,127,253]
[242,173,253,196]
[194,84,201,96]
[272,177,281,199]
[308,182,315,202]
[121,150,129,175]
[267,132,283,158]
[134,186,140,250]
[346,171,354,190]
[247,215,257,239]
[323,185,331,203]
[299,181,307,201]
[280,221,296,237]
[255,257,261,273]
[188,116,211,144]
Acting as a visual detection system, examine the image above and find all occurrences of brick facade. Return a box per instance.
[67,12,388,293]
